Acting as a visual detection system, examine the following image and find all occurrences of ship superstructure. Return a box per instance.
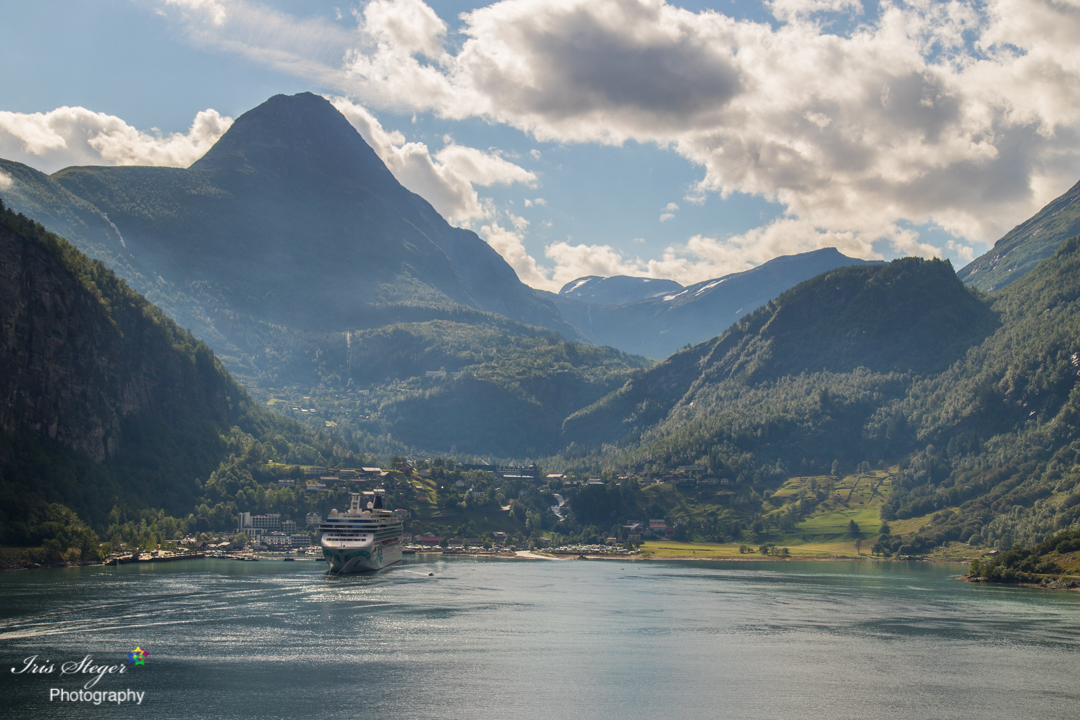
[319,491,403,573]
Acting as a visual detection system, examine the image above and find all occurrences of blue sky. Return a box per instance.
[3,0,1079,291]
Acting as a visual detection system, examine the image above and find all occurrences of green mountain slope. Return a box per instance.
[0,158,245,361]
[558,242,1080,554]
[250,319,651,457]
[563,258,994,451]
[880,234,1080,549]
[959,179,1080,292]
[0,198,255,532]
[0,200,380,549]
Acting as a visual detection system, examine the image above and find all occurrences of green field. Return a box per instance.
[642,539,875,559]
[779,471,892,541]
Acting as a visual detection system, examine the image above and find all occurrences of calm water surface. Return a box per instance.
[1,557,1078,719]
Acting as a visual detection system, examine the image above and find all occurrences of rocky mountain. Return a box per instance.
[0,93,583,381]
[959,178,1080,292]
[544,248,878,358]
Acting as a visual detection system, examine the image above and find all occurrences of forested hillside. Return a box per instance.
[881,235,1080,550]
[562,258,993,451]
[0,201,373,552]
[556,245,1080,553]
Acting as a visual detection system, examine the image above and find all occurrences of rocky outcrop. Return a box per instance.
[0,202,236,463]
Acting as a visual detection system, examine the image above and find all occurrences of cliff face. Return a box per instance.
[0,201,238,464]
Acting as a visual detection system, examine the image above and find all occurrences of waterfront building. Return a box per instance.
[238,512,282,533]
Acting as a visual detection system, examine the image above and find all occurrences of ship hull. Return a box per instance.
[322,540,402,573]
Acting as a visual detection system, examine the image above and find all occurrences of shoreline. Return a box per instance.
[0,547,976,571]
[958,574,1080,592]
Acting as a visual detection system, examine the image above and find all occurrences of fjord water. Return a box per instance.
[2,559,1078,720]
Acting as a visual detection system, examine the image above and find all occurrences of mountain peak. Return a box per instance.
[190,92,393,184]
[559,275,684,305]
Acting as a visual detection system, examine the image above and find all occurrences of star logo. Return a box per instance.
[127,647,148,665]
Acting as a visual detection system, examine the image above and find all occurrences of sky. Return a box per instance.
[2,0,1079,292]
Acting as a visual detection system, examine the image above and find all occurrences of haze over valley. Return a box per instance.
[2,0,1080,612]
[3,82,1080,569]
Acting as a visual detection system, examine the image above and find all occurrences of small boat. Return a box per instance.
[283,557,295,562]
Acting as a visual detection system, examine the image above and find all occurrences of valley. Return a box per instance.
[4,92,1080,569]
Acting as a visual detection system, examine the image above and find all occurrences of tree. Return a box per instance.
[879,521,891,535]
[848,519,861,536]
[854,538,863,555]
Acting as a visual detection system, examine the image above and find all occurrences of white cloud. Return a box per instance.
[946,239,976,264]
[659,213,675,222]
[486,212,942,291]
[767,0,863,23]
[154,0,1080,267]
[165,0,228,26]
[543,240,650,291]
[480,221,552,289]
[329,96,534,225]
[361,0,449,60]
[0,169,13,190]
[523,197,547,207]
[530,149,541,160]
[663,202,680,212]
[508,212,529,232]
[434,143,536,188]
[0,106,232,173]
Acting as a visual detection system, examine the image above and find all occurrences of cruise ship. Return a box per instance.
[319,491,403,573]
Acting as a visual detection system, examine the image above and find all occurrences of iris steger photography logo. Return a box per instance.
[9,647,149,706]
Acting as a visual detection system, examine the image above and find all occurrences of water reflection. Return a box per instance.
[1,558,1077,720]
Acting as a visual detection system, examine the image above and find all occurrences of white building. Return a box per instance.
[238,512,281,533]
